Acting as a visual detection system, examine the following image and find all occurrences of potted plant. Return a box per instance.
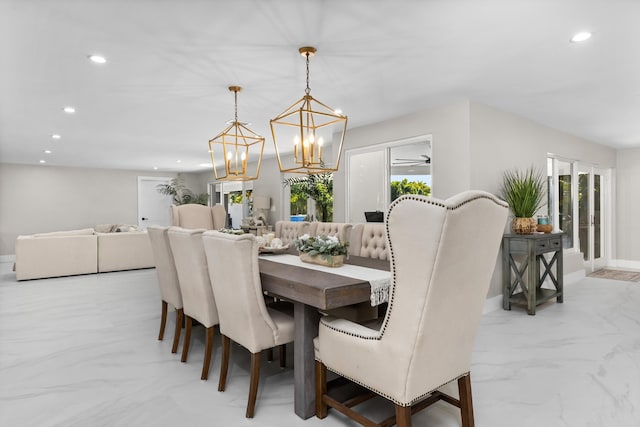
[501,166,546,234]
[156,174,209,206]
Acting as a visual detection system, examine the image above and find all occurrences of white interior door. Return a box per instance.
[577,165,609,272]
[137,176,173,229]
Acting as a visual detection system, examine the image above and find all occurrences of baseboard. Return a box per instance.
[483,271,585,314]
[564,270,585,285]
[483,294,503,314]
[608,259,640,270]
[0,254,15,263]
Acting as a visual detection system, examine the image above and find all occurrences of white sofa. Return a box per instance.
[15,227,154,281]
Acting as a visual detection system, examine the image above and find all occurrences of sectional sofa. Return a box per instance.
[14,226,154,281]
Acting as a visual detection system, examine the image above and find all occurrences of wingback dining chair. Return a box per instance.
[167,226,220,380]
[147,225,183,353]
[170,203,226,230]
[315,191,509,427]
[202,231,295,418]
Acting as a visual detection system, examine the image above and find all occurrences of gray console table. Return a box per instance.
[502,233,564,315]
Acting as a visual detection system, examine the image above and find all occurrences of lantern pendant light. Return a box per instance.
[270,47,348,174]
[209,86,264,181]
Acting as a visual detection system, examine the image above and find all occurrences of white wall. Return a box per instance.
[615,148,640,262]
[0,163,179,255]
[468,102,616,296]
[334,101,471,222]
[335,101,617,298]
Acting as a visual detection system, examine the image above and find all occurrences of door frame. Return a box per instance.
[578,164,612,272]
[137,176,173,229]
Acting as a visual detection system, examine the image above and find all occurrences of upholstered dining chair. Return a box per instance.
[315,191,509,427]
[147,225,183,353]
[167,226,220,381]
[201,231,295,418]
[170,203,226,230]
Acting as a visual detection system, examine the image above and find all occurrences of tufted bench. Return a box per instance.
[349,223,389,260]
[308,222,353,245]
[274,220,310,246]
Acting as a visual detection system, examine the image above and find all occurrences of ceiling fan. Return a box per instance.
[392,154,431,167]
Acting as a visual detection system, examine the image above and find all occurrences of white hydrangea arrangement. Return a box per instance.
[294,234,349,260]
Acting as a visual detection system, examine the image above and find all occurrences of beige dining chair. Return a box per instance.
[202,231,294,418]
[315,191,508,427]
[147,225,183,353]
[167,226,220,380]
[170,203,226,230]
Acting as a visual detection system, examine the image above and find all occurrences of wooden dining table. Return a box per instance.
[258,251,390,419]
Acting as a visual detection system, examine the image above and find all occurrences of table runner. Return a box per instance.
[259,254,391,306]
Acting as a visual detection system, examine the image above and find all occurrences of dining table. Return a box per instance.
[258,250,391,419]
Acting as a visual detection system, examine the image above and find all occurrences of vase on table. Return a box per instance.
[299,252,344,268]
[511,217,537,234]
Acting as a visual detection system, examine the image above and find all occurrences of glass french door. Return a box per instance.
[577,165,608,272]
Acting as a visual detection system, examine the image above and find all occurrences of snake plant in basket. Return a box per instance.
[501,166,546,234]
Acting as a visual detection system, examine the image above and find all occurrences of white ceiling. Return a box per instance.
[1,0,639,173]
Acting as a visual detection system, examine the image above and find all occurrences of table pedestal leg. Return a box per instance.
[294,302,321,419]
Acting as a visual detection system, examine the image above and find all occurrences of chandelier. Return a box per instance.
[209,86,264,181]
[270,47,348,174]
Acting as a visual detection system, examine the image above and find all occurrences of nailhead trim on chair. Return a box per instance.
[318,361,470,407]
[380,193,507,339]
[320,193,507,343]
[319,192,506,406]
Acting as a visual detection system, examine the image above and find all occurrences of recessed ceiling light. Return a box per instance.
[43,150,52,154]
[51,134,61,139]
[88,54,107,64]
[570,31,592,43]
[334,109,343,115]
[176,160,182,163]
[63,106,76,114]
[39,160,46,164]
[198,163,212,168]
[153,166,158,170]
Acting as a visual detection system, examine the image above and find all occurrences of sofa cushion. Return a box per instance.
[95,224,139,233]
[15,234,98,280]
[32,228,95,237]
[96,231,154,272]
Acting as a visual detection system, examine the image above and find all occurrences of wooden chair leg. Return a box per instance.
[158,300,168,340]
[395,404,412,427]
[315,361,328,419]
[171,308,183,353]
[246,352,261,418]
[201,326,214,380]
[181,316,192,363]
[266,348,273,362]
[279,344,286,368]
[458,374,475,427]
[218,335,230,392]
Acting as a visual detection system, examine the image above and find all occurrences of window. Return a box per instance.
[285,172,334,222]
[547,157,574,249]
[346,135,431,223]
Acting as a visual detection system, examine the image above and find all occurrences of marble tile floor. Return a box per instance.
[1,262,638,427]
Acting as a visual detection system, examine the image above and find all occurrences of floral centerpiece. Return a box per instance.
[294,234,348,267]
[218,228,245,235]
